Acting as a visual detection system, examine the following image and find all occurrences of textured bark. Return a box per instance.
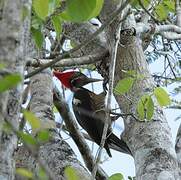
[175,124,181,176]
[9,0,180,179]
[63,22,107,57]
[0,0,21,136]
[15,140,91,180]
[0,0,30,179]
[92,1,180,179]
[175,0,181,176]
[115,36,179,180]
[15,69,91,180]
[113,19,180,180]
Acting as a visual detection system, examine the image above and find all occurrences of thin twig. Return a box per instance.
[53,86,108,180]
[91,14,122,180]
[166,55,177,78]
[26,51,108,68]
[25,0,130,79]
[138,0,160,24]
[152,74,178,81]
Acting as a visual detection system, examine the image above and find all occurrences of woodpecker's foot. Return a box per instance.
[103,77,108,93]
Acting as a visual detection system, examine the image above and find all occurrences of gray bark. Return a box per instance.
[1,0,179,179]
[97,1,180,179]
[175,0,181,176]
[0,0,30,179]
[102,1,180,179]
[59,0,181,179]
[175,124,181,176]
[115,32,179,180]
[15,69,91,180]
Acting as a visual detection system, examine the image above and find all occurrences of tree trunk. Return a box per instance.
[0,0,28,179]
[113,17,180,180]
[15,69,91,180]
[95,1,180,179]
[175,124,181,176]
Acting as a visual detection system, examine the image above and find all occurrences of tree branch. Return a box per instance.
[176,0,181,27]
[53,86,108,180]
[92,1,124,177]
[26,51,108,68]
[25,0,130,79]
[137,23,181,40]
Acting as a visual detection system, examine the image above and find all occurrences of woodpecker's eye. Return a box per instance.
[71,77,82,87]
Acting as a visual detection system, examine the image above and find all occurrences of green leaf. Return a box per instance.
[37,130,50,142]
[31,27,44,49]
[154,87,171,107]
[131,0,139,8]
[0,63,5,69]
[0,74,21,93]
[142,0,150,8]
[122,70,144,79]
[137,95,154,120]
[23,110,41,130]
[49,0,60,15]
[16,168,33,178]
[70,40,77,48]
[21,5,30,21]
[33,0,49,20]
[51,15,62,39]
[31,15,43,30]
[146,96,154,120]
[89,0,104,18]
[109,173,124,180]
[122,70,137,76]
[64,166,79,180]
[155,3,168,20]
[38,168,48,180]
[18,132,37,146]
[114,77,134,95]
[60,0,98,22]
[164,0,175,12]
[2,122,12,134]
[53,105,59,113]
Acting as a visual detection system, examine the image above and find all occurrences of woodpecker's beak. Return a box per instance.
[84,77,103,84]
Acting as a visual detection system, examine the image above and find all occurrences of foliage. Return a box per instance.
[0,73,22,93]
[30,0,104,48]
[137,94,154,120]
[108,173,124,180]
[16,168,33,178]
[132,0,175,20]
[23,110,41,130]
[114,70,143,95]
[64,166,79,180]
[153,87,171,107]
[16,167,48,180]
[60,0,103,22]
[114,77,134,95]
[114,70,171,120]
[2,0,180,179]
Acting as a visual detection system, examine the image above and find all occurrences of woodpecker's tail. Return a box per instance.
[104,142,112,157]
[108,133,132,156]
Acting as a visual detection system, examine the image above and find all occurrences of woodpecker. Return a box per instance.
[54,71,132,157]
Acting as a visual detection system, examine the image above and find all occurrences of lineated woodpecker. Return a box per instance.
[54,71,132,157]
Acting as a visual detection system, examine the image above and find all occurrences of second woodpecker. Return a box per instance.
[54,71,132,157]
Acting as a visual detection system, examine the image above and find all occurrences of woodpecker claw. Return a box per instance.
[103,77,109,93]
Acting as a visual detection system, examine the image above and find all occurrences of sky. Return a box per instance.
[54,63,180,179]
[48,27,181,179]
